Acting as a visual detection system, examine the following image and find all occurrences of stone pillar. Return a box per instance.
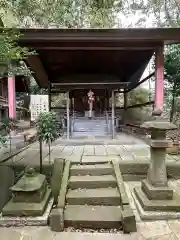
[111,90,115,139]
[155,46,164,112]
[8,76,16,119]
[147,129,168,187]
[48,80,51,112]
[66,91,70,139]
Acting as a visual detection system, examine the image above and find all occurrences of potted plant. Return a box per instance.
[36,112,59,172]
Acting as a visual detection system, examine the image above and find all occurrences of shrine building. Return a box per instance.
[9,28,180,138]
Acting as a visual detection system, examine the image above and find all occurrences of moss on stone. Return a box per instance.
[112,161,129,206]
[57,160,71,209]
[51,158,65,205]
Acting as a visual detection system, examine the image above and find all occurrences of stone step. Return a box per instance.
[68,175,117,189]
[72,132,109,137]
[64,205,122,229]
[66,188,120,205]
[70,163,114,176]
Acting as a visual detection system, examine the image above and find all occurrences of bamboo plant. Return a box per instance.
[36,112,58,171]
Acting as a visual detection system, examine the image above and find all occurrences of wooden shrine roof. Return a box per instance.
[18,28,180,89]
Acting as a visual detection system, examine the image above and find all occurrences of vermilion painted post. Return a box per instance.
[8,76,16,119]
[155,46,164,112]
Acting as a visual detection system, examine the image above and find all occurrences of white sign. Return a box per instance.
[30,95,49,121]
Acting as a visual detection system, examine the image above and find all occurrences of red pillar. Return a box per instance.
[8,76,16,119]
[155,46,164,112]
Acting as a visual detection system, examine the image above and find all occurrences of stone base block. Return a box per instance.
[49,208,64,232]
[121,205,136,233]
[2,189,51,217]
[132,189,180,220]
[0,198,53,226]
[142,179,173,200]
[134,187,180,212]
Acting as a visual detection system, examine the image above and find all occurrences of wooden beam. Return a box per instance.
[112,90,115,139]
[19,28,180,42]
[52,82,129,86]
[127,101,154,109]
[32,46,156,50]
[66,91,70,139]
[126,72,155,93]
[26,55,49,88]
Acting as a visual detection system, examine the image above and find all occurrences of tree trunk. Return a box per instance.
[170,82,177,122]
[48,140,51,164]
[39,139,43,174]
[0,17,4,27]
[9,133,12,155]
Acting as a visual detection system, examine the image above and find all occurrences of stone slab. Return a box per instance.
[68,175,117,189]
[150,140,171,148]
[94,145,107,155]
[66,188,120,205]
[70,163,113,176]
[121,205,137,233]
[65,155,82,163]
[2,188,51,217]
[83,145,94,156]
[0,198,53,226]
[123,174,147,181]
[106,145,120,155]
[49,208,64,232]
[81,155,121,164]
[142,179,173,200]
[0,166,15,212]
[64,205,122,229]
[134,187,180,212]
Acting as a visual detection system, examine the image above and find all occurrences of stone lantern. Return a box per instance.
[2,168,51,217]
[134,111,180,219]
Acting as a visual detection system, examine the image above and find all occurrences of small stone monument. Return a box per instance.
[134,110,180,220]
[2,167,51,217]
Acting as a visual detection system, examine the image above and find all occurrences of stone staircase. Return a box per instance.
[50,160,137,233]
[71,117,110,137]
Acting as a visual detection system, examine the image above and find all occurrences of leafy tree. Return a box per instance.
[124,88,152,124]
[164,44,180,122]
[29,77,47,94]
[1,0,179,29]
[128,87,149,105]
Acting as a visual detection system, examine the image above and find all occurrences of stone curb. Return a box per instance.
[51,158,65,205]
[112,161,129,206]
[50,160,70,232]
[58,160,71,208]
[119,160,180,178]
[112,160,137,233]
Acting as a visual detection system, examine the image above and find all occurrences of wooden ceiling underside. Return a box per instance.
[18,28,180,89]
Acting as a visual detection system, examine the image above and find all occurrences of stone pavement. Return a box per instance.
[17,142,179,166]
[3,140,179,168]
[2,138,180,239]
